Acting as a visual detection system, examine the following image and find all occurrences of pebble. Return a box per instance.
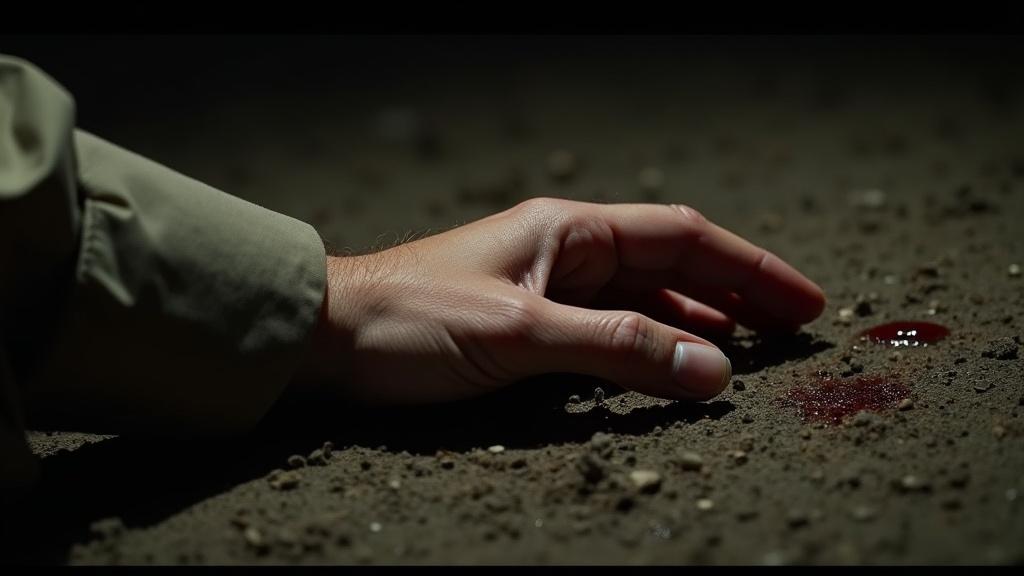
[321,441,333,459]
[308,449,327,466]
[974,383,994,393]
[547,150,579,183]
[287,455,307,469]
[992,425,1007,439]
[244,527,268,552]
[593,387,606,405]
[567,394,582,404]
[837,307,854,324]
[897,398,914,411]
[730,450,749,465]
[696,498,715,511]
[1009,264,1021,277]
[896,474,931,493]
[678,451,704,471]
[369,522,382,533]
[981,337,1019,360]
[732,379,746,391]
[741,414,755,424]
[388,478,402,490]
[487,445,506,454]
[629,469,662,494]
[590,432,613,451]
[268,470,301,491]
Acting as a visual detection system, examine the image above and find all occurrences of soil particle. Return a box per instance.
[895,474,932,493]
[307,449,327,466]
[267,470,301,491]
[732,379,746,391]
[89,517,125,540]
[897,398,914,411]
[677,451,704,472]
[628,470,662,494]
[593,387,606,405]
[286,455,307,469]
[696,498,715,512]
[850,505,877,522]
[1010,264,1021,277]
[981,337,1019,360]
[487,445,506,454]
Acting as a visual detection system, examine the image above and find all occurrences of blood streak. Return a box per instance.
[783,373,910,425]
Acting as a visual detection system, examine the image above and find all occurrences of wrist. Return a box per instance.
[293,255,364,388]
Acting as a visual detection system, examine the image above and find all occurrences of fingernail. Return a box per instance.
[672,342,732,398]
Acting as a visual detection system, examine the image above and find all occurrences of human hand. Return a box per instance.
[297,198,826,405]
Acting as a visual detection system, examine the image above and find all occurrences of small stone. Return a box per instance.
[730,450,749,465]
[629,469,662,494]
[896,474,931,493]
[1007,488,1019,502]
[992,425,1007,439]
[322,441,333,459]
[883,274,898,285]
[850,505,877,522]
[678,451,704,471]
[741,414,755,424]
[487,445,506,454]
[981,337,1019,360]
[897,398,914,411]
[593,387,606,405]
[732,379,746,391]
[1009,264,1021,277]
[696,498,715,511]
[287,455,307,469]
[438,457,455,470]
[837,307,854,324]
[974,383,994,393]
[308,449,327,466]
[547,149,579,183]
[268,470,301,491]
[568,394,582,404]
[388,478,402,490]
[369,522,382,533]
[244,527,268,553]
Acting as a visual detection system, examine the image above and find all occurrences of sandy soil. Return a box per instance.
[4,37,1023,565]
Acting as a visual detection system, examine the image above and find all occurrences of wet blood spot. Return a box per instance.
[783,373,910,425]
[860,321,950,347]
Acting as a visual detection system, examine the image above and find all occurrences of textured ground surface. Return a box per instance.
[4,36,1024,565]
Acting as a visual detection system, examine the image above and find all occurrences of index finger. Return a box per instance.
[591,202,827,325]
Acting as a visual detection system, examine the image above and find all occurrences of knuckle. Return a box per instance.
[604,313,649,359]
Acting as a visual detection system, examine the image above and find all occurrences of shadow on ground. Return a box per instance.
[4,332,829,564]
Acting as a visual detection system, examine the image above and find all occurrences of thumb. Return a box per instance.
[524,299,732,401]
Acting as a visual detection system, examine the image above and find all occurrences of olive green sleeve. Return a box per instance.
[0,54,327,440]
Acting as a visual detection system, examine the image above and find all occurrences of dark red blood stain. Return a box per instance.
[783,373,911,425]
[860,321,950,348]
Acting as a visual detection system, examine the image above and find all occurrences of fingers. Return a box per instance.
[591,285,737,336]
[522,298,732,401]
[587,202,826,326]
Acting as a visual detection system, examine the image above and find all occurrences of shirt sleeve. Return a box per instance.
[0,53,327,441]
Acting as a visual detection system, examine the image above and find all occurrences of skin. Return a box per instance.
[296,198,826,405]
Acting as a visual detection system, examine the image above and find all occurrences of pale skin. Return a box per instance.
[297,198,826,405]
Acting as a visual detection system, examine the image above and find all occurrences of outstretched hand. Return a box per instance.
[297,198,826,404]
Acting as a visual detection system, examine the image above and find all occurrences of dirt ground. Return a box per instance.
[4,36,1024,565]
